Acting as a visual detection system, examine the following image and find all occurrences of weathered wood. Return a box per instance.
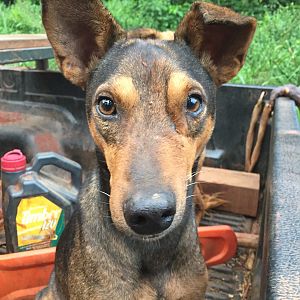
[0,34,50,50]
[198,167,260,217]
[236,232,259,249]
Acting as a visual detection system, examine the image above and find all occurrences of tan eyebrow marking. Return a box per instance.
[95,76,139,109]
[168,72,205,107]
[167,72,206,135]
[168,72,190,107]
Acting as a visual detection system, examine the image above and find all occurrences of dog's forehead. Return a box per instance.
[89,39,214,96]
[117,40,174,94]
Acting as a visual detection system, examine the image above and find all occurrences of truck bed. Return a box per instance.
[1,68,299,299]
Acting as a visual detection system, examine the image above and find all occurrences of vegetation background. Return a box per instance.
[0,0,299,86]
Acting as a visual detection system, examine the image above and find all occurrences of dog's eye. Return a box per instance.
[97,96,117,116]
[186,94,204,115]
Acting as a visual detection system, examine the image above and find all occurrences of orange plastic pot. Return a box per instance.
[0,225,237,300]
[0,247,55,300]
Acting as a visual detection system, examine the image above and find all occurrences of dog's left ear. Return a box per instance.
[175,2,256,86]
[42,0,125,88]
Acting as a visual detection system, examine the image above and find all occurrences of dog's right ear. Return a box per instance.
[42,0,125,88]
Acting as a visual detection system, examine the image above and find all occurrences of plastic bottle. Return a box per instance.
[1,149,82,253]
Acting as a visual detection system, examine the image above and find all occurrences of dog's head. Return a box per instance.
[42,1,256,239]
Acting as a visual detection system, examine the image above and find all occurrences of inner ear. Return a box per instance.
[175,2,256,85]
[42,0,125,88]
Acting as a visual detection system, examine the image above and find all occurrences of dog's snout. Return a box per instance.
[124,192,176,235]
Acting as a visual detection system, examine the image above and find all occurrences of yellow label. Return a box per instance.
[16,196,62,247]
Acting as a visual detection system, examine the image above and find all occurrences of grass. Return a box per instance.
[0,0,42,34]
[0,0,299,87]
[231,4,300,86]
[103,0,191,31]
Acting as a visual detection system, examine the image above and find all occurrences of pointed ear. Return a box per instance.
[175,2,256,86]
[42,0,125,88]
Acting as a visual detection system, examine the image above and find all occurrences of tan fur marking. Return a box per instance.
[156,128,214,226]
[113,76,139,109]
[106,144,133,233]
[193,150,206,224]
[194,116,215,157]
[156,136,195,223]
[127,28,174,41]
[168,72,191,105]
[168,72,206,106]
[157,31,174,40]
[95,76,139,109]
[133,282,157,299]
[89,118,106,153]
[89,124,133,232]
[191,116,215,223]
[167,72,206,135]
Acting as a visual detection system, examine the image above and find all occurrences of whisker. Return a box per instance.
[186,194,196,199]
[99,190,110,197]
[186,181,201,187]
[186,170,202,181]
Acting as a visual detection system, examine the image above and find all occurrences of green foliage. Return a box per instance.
[203,0,295,17]
[103,0,190,31]
[231,4,300,86]
[0,0,299,86]
[103,0,296,29]
[0,0,42,33]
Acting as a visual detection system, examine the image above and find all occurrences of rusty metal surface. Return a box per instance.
[0,98,95,171]
[201,211,252,233]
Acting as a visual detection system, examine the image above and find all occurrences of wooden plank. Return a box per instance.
[0,34,50,50]
[198,167,260,217]
[236,232,259,249]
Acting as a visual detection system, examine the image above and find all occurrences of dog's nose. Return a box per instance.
[124,192,176,235]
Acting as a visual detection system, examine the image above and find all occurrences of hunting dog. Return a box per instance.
[38,1,256,299]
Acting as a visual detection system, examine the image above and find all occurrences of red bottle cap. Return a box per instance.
[1,149,27,172]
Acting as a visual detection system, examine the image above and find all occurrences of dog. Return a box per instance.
[37,1,256,299]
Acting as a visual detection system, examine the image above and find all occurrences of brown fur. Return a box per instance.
[42,0,125,87]
[164,269,208,299]
[127,28,174,41]
[38,1,256,299]
[175,2,256,85]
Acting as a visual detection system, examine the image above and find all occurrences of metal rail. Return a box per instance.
[262,98,300,299]
[0,47,53,66]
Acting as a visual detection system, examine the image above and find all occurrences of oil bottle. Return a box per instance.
[1,149,82,252]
